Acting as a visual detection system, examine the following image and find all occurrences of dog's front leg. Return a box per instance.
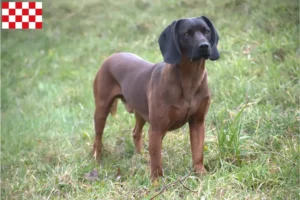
[148,128,164,180]
[188,96,210,174]
[189,121,207,174]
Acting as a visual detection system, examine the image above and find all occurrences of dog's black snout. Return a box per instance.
[198,42,210,49]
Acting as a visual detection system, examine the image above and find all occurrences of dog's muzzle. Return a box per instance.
[191,42,211,60]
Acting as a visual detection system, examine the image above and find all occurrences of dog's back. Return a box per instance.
[94,52,156,120]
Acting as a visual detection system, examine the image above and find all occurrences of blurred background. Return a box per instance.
[1,0,299,199]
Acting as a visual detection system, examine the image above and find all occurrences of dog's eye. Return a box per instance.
[205,30,211,35]
[184,32,189,37]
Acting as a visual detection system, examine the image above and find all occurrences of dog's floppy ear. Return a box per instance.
[158,20,181,64]
[201,16,220,61]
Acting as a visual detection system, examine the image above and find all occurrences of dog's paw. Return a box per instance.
[92,144,102,162]
[194,165,207,175]
[152,179,160,186]
[93,151,98,160]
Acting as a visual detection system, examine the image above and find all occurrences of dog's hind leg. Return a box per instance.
[92,71,121,161]
[92,99,110,161]
[132,112,146,153]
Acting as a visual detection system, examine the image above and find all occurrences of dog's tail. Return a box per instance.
[110,99,118,117]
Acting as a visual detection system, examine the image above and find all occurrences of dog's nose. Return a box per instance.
[198,42,209,49]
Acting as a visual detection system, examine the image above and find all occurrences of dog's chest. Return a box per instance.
[167,93,203,130]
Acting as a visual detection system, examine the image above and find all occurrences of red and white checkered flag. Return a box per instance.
[2,2,42,29]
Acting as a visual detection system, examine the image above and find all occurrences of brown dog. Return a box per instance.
[92,16,219,180]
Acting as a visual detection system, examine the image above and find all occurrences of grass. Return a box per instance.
[1,0,299,199]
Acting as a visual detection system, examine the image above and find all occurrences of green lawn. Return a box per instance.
[1,0,299,199]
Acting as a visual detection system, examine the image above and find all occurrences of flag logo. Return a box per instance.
[2,2,42,29]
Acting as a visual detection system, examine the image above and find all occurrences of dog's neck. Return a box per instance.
[176,56,206,80]
[176,56,206,86]
[171,56,207,102]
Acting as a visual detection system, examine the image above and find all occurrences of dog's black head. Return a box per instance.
[158,16,220,64]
